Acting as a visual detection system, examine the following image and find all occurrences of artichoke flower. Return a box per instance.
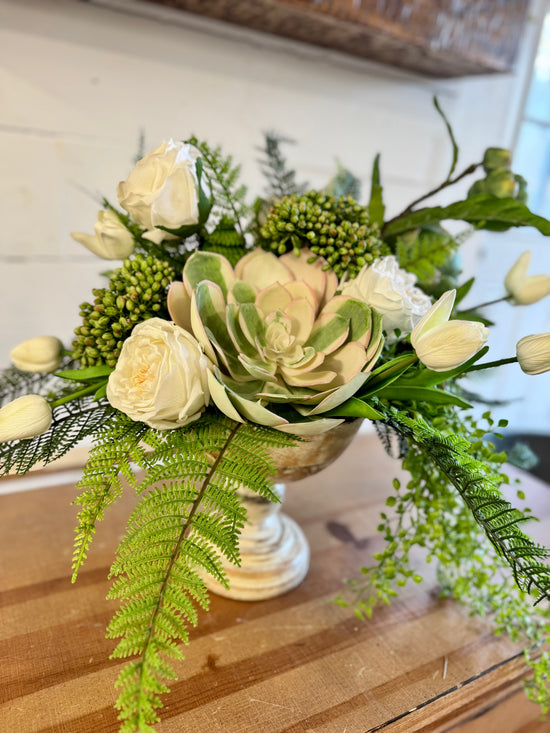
[168,248,384,435]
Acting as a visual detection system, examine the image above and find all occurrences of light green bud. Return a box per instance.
[483,147,511,173]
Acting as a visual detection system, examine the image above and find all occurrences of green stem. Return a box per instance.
[467,356,518,373]
[383,161,482,232]
[458,294,512,313]
[50,382,101,409]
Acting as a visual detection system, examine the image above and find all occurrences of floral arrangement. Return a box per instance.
[1,100,550,732]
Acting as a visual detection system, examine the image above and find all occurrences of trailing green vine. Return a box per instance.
[338,403,550,714]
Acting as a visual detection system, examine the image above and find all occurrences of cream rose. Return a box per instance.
[106,318,211,429]
[117,140,200,242]
[71,210,135,260]
[340,255,431,341]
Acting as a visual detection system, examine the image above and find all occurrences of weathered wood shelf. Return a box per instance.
[140,0,529,77]
[1,432,549,731]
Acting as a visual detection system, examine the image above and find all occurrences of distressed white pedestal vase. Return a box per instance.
[203,419,362,601]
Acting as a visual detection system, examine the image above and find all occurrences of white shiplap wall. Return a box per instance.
[0,0,548,432]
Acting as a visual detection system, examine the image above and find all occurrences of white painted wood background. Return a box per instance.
[0,0,548,433]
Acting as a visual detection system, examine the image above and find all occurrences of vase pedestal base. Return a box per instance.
[203,484,310,601]
[204,421,362,602]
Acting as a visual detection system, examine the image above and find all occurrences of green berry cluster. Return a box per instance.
[72,254,175,368]
[258,191,386,278]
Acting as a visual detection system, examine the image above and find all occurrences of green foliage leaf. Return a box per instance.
[325,397,383,420]
[376,385,473,408]
[454,277,475,306]
[56,365,113,381]
[394,224,458,284]
[384,195,550,239]
[395,346,490,388]
[367,154,385,225]
[360,354,418,397]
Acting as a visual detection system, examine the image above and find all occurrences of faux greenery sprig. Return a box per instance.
[337,403,550,713]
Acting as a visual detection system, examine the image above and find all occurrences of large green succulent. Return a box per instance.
[168,248,384,434]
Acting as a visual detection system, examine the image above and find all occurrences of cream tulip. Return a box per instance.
[10,336,64,373]
[504,251,550,305]
[0,395,52,442]
[516,332,550,375]
[411,290,489,371]
[71,209,135,260]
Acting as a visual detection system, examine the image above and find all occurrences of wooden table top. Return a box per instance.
[1,431,549,733]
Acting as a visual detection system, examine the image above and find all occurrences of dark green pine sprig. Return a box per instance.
[72,254,174,368]
[257,132,309,200]
[258,191,388,278]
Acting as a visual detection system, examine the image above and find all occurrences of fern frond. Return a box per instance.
[71,412,150,581]
[0,356,79,408]
[395,224,457,284]
[0,395,115,476]
[189,138,249,237]
[202,214,248,265]
[107,414,296,732]
[379,403,550,605]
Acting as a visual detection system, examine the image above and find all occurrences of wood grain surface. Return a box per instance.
[1,432,549,732]
[140,0,529,78]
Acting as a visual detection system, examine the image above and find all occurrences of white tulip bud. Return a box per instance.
[71,209,134,260]
[411,290,489,372]
[10,336,64,373]
[516,332,550,375]
[0,395,52,442]
[504,251,550,305]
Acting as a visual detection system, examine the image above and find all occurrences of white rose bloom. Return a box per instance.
[10,335,64,373]
[107,318,211,429]
[117,140,200,242]
[341,256,431,341]
[0,395,52,442]
[71,210,135,260]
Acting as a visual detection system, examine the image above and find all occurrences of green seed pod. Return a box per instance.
[71,253,174,368]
